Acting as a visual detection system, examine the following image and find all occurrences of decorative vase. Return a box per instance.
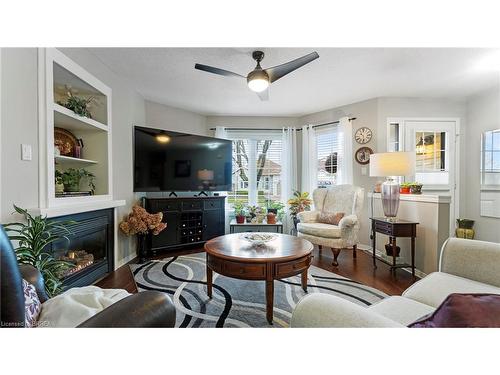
[455,219,475,239]
[236,215,245,224]
[267,208,278,215]
[266,212,276,224]
[245,215,252,223]
[55,182,65,193]
[137,234,147,263]
[256,214,265,223]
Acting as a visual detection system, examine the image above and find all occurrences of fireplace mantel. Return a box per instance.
[29,199,125,218]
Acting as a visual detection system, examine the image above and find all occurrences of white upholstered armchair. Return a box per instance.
[297,185,364,266]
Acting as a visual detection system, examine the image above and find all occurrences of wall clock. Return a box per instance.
[355,127,373,144]
[355,147,373,165]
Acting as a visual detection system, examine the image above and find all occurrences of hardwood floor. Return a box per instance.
[97,245,417,295]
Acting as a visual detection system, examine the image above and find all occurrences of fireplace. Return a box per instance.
[48,208,114,290]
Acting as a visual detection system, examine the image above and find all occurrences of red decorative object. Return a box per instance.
[400,187,411,194]
[235,214,245,224]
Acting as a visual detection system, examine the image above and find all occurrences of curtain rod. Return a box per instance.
[208,117,357,132]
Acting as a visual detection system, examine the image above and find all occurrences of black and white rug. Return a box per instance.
[130,253,387,328]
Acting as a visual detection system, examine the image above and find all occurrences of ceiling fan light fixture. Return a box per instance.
[247,70,269,92]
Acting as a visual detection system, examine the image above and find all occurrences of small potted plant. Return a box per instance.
[400,182,411,194]
[267,200,285,222]
[255,206,266,223]
[409,182,423,194]
[247,205,259,220]
[59,168,95,193]
[233,200,246,224]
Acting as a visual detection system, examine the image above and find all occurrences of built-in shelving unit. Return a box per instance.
[38,48,114,210]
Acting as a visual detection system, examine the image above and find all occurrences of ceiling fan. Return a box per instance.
[194,50,319,101]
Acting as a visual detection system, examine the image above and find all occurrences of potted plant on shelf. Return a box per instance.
[400,182,411,194]
[409,182,423,194]
[58,168,95,194]
[287,190,313,230]
[267,200,285,222]
[233,200,246,224]
[3,205,75,297]
[57,89,97,119]
[255,206,266,223]
[119,205,167,263]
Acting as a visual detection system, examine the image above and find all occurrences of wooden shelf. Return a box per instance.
[53,103,108,132]
[54,155,98,165]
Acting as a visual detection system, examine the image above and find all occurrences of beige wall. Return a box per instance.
[465,84,500,242]
[146,100,208,136]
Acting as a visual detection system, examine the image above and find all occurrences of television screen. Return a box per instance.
[133,126,232,192]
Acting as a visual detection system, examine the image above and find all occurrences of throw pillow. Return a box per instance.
[318,211,344,226]
[408,293,500,328]
[22,279,42,328]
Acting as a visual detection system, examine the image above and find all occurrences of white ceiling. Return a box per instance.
[88,48,500,117]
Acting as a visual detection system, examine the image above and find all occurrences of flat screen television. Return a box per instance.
[133,126,232,192]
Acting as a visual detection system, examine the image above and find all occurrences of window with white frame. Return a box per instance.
[227,131,283,207]
[316,126,339,187]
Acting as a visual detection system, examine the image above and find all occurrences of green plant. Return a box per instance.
[55,170,63,185]
[58,168,95,193]
[287,190,312,218]
[57,92,96,118]
[400,182,412,188]
[233,200,246,216]
[267,200,285,220]
[4,205,75,297]
[247,205,264,217]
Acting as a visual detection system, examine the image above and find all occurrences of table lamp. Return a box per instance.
[369,152,415,219]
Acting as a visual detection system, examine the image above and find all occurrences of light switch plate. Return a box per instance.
[21,144,32,161]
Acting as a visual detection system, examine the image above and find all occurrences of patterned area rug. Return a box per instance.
[130,253,387,328]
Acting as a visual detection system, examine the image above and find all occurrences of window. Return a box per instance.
[227,131,283,207]
[481,129,500,186]
[316,126,339,187]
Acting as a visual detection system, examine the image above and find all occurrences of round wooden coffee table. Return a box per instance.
[204,233,313,324]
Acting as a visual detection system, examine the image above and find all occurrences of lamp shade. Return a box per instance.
[369,152,415,177]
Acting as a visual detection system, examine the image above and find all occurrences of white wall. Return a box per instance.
[206,116,298,131]
[465,84,500,242]
[0,48,40,223]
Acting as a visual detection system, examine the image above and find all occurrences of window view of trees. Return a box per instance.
[230,138,282,206]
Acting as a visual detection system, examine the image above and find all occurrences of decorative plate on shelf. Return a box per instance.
[240,233,278,245]
[355,146,373,165]
[54,127,78,157]
[355,127,373,144]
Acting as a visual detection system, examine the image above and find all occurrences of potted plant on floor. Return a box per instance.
[233,200,246,224]
[119,205,167,263]
[3,205,75,297]
[287,190,312,230]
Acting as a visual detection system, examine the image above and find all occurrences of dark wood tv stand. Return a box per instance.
[143,196,226,258]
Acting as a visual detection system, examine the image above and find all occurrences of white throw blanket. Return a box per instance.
[38,286,131,328]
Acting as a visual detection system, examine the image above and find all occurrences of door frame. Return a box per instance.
[386,117,461,231]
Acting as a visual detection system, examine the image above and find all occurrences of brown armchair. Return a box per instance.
[0,225,176,328]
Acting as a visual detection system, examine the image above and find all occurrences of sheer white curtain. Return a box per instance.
[301,124,318,196]
[337,116,353,184]
[214,126,228,139]
[282,127,298,233]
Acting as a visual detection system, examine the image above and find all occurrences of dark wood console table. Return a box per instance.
[371,217,418,277]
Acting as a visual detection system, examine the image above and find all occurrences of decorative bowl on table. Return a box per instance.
[240,233,278,246]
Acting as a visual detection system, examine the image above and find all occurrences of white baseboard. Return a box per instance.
[115,252,136,269]
[358,243,427,279]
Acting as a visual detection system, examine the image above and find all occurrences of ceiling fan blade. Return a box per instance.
[264,52,319,83]
[256,88,269,101]
[194,63,245,78]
